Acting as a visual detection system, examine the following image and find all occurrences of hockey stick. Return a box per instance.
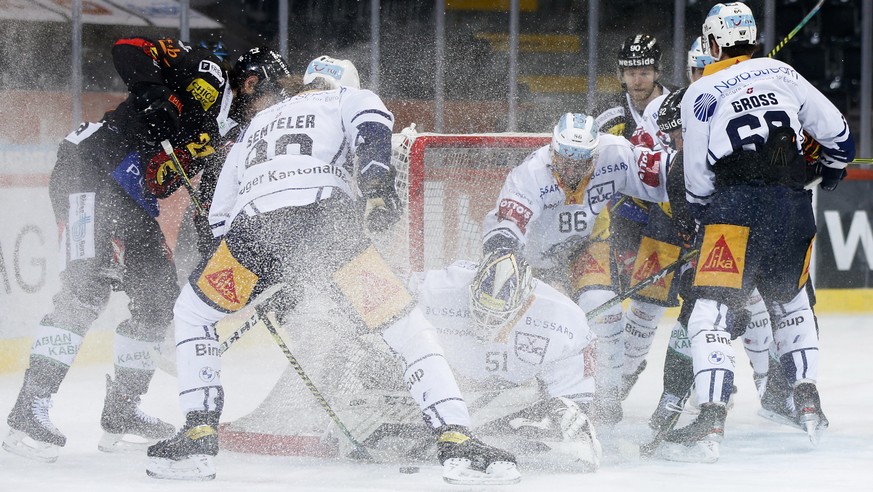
[851,158,873,163]
[218,310,260,355]
[585,248,700,321]
[160,139,206,216]
[767,0,826,58]
[254,301,373,461]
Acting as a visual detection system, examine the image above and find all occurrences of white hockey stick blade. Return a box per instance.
[652,440,719,464]
[442,458,521,485]
[98,431,158,453]
[2,429,60,463]
[146,455,216,481]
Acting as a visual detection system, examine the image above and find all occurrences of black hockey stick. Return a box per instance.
[161,139,207,216]
[767,0,825,58]
[254,301,373,461]
[585,248,700,322]
[218,310,260,355]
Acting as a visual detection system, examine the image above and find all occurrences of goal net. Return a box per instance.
[218,127,549,457]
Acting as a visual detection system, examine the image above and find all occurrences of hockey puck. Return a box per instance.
[399,466,420,474]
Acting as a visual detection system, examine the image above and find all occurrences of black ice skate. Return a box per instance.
[437,425,520,485]
[755,358,800,429]
[98,374,175,452]
[639,391,689,458]
[656,403,727,464]
[619,360,647,401]
[3,385,66,463]
[146,411,219,481]
[793,382,829,446]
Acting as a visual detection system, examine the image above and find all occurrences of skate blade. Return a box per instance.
[542,440,601,472]
[2,429,60,463]
[146,455,216,481]
[442,458,521,485]
[757,408,801,430]
[98,432,160,453]
[799,416,827,447]
[653,440,719,464]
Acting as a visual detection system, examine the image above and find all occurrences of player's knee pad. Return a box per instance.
[46,264,113,334]
[769,289,818,384]
[175,315,223,414]
[740,302,773,377]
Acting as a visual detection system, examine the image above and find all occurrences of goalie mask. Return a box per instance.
[303,55,361,90]
[702,2,758,57]
[469,251,534,340]
[549,113,599,191]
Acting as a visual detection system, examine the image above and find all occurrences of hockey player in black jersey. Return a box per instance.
[4,37,228,462]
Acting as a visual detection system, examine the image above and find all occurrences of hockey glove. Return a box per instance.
[364,188,402,233]
[549,397,594,442]
[818,160,847,191]
[132,84,182,143]
[145,147,193,198]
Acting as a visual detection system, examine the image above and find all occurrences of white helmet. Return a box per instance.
[701,2,758,57]
[687,36,715,80]
[469,251,534,339]
[303,55,361,89]
[551,113,599,161]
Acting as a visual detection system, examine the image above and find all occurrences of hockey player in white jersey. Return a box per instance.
[482,113,671,425]
[145,58,519,485]
[410,251,602,471]
[670,2,854,460]
[619,36,719,401]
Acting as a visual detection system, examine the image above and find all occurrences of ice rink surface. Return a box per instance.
[1,313,871,491]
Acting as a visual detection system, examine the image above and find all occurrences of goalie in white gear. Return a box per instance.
[145,58,519,485]
[482,113,671,426]
[407,251,602,472]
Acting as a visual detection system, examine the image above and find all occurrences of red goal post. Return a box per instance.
[388,126,550,275]
[219,128,549,457]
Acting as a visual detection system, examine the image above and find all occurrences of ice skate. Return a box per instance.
[619,360,647,401]
[146,411,219,481]
[590,391,623,426]
[793,382,828,446]
[3,386,65,463]
[639,391,688,458]
[437,425,520,485]
[655,403,726,464]
[98,374,175,452]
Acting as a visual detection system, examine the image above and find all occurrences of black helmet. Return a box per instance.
[618,34,661,71]
[230,47,292,92]
[656,87,687,133]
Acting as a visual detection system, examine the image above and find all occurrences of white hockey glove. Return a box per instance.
[550,397,592,441]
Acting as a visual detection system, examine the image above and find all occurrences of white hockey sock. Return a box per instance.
[623,300,667,376]
[114,333,160,372]
[771,289,819,384]
[31,324,84,368]
[382,307,471,429]
[577,289,624,394]
[174,284,227,414]
[688,299,736,405]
